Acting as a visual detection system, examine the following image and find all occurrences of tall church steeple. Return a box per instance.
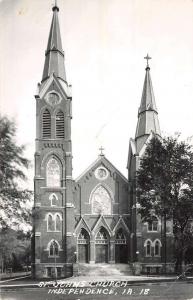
[135,55,161,152]
[32,2,75,280]
[42,2,66,83]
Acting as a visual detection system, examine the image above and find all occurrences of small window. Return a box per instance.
[49,193,58,206]
[146,240,151,256]
[147,216,158,232]
[48,215,55,231]
[55,215,61,231]
[42,109,51,138]
[154,240,161,256]
[56,111,64,138]
[49,240,59,257]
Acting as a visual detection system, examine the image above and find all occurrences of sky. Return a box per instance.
[1,0,193,190]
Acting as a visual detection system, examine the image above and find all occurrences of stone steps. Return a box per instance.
[78,263,133,276]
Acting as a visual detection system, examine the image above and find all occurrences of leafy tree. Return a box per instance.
[0,115,32,229]
[137,136,193,272]
[0,228,31,272]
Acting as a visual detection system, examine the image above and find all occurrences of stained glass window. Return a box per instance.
[46,158,60,187]
[91,186,111,215]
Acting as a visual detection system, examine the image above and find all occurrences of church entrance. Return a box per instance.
[78,229,90,263]
[115,229,128,263]
[95,227,109,263]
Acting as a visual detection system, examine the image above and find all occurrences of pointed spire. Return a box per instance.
[42,2,66,83]
[135,55,161,147]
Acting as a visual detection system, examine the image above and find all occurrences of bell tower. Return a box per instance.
[32,2,75,279]
[127,55,161,269]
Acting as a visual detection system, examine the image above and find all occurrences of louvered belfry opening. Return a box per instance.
[56,111,64,138]
[42,109,51,138]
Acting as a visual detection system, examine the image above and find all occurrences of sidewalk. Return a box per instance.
[0,271,31,280]
[0,274,185,289]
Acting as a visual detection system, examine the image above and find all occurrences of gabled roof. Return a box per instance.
[38,72,69,100]
[75,155,128,183]
[74,217,91,235]
[92,214,112,236]
[112,216,130,234]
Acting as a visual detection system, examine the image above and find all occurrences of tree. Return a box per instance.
[137,136,193,272]
[0,228,31,272]
[0,115,32,229]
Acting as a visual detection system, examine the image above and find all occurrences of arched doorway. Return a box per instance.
[78,229,90,263]
[95,227,109,263]
[115,229,128,263]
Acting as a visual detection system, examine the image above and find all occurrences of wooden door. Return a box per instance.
[115,244,128,263]
[78,244,89,263]
[95,244,108,263]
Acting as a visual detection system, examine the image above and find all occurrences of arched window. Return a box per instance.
[91,186,112,215]
[78,229,90,244]
[55,214,61,231]
[46,157,60,187]
[48,214,55,231]
[144,240,152,256]
[147,216,158,232]
[154,240,161,256]
[95,227,109,244]
[49,193,58,206]
[56,111,64,138]
[42,109,51,138]
[49,240,59,256]
[115,229,126,244]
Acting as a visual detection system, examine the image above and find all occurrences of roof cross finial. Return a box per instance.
[99,146,105,156]
[144,53,152,69]
[52,0,59,11]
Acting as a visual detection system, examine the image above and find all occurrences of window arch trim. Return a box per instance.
[144,239,152,257]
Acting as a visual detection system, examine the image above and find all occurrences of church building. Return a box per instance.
[32,3,174,279]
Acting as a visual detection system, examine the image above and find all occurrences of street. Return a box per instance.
[1,282,193,300]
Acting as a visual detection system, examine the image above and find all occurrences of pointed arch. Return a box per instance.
[47,214,55,231]
[144,239,152,257]
[56,110,64,138]
[90,185,112,215]
[49,193,58,206]
[55,214,62,231]
[46,157,61,187]
[78,228,90,244]
[153,239,162,256]
[42,108,51,138]
[47,240,60,257]
[115,228,126,244]
[95,227,109,243]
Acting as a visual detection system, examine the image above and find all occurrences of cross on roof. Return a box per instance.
[144,54,152,68]
[99,146,105,156]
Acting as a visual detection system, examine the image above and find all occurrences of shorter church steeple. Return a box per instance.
[42,2,66,83]
[135,55,161,151]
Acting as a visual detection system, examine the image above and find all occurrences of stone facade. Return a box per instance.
[32,5,174,279]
